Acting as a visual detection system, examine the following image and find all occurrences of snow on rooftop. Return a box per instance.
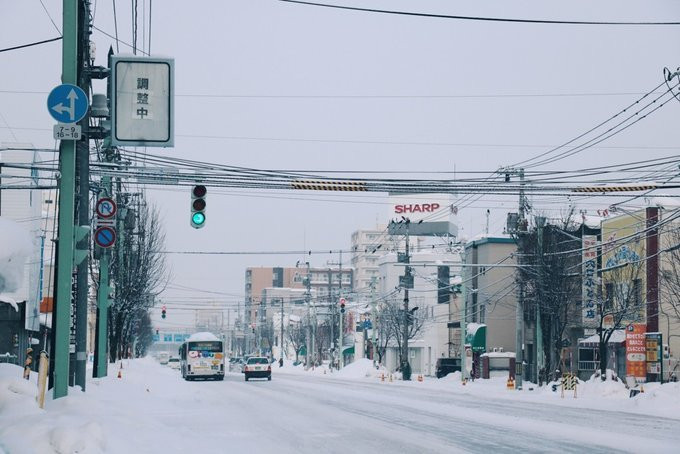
[187,332,219,342]
[0,294,18,311]
[0,217,31,295]
[466,322,485,335]
[466,233,511,243]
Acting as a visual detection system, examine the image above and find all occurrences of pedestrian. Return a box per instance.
[279,357,283,368]
[23,348,33,380]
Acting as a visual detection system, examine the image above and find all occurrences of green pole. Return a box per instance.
[94,172,110,378]
[460,278,467,383]
[53,0,79,399]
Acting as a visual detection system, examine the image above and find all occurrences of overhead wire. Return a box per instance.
[278,1,680,26]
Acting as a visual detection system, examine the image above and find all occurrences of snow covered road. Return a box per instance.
[1,360,678,453]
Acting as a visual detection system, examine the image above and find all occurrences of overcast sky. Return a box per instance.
[2,1,680,330]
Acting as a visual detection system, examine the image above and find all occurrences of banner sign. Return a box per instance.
[582,236,598,327]
[646,332,662,382]
[626,323,647,381]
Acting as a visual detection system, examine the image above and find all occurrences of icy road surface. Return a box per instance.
[1,359,678,453]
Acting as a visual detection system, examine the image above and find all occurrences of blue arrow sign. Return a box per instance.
[94,226,116,248]
[47,84,88,123]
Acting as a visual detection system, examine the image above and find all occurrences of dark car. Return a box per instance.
[244,357,271,381]
[435,358,461,379]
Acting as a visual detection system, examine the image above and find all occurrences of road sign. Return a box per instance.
[47,84,88,124]
[94,226,116,249]
[53,123,81,141]
[95,198,117,219]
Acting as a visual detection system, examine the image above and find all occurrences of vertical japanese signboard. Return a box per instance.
[626,323,647,381]
[110,56,174,147]
[582,235,598,327]
[645,332,662,382]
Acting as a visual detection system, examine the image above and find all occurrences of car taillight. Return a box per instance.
[267,365,271,371]
[187,365,191,372]
[244,366,249,372]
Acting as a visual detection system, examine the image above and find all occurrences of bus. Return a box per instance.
[179,332,225,381]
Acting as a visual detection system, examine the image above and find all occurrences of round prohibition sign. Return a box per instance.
[96,197,117,219]
[94,226,117,248]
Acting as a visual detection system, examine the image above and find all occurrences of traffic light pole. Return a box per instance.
[53,0,79,399]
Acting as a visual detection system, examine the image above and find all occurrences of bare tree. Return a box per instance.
[597,255,645,379]
[660,225,680,320]
[286,321,306,363]
[378,297,425,369]
[108,204,167,361]
[516,212,582,383]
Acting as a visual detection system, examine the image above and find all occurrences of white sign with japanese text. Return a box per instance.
[111,56,174,147]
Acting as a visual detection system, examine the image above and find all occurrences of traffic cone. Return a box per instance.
[381,373,385,382]
[117,370,122,379]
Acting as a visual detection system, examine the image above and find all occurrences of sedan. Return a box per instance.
[244,357,271,381]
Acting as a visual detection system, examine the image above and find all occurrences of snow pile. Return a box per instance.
[0,217,32,307]
[335,358,386,379]
[0,364,107,453]
[187,332,219,342]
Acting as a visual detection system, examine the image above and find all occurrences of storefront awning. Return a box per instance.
[466,323,487,353]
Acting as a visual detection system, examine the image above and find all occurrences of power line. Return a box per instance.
[38,0,62,35]
[279,0,680,26]
[0,36,62,54]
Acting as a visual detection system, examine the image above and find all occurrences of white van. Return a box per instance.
[158,352,170,365]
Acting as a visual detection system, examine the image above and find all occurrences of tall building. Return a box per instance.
[351,225,408,298]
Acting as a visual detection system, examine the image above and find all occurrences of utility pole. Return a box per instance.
[515,167,526,389]
[460,274,467,383]
[52,0,80,399]
[401,223,412,381]
[93,47,115,378]
[280,299,285,364]
[304,262,311,370]
[328,251,344,370]
[535,216,546,385]
[370,277,377,368]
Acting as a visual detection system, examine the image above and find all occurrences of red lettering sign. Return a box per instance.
[394,203,441,214]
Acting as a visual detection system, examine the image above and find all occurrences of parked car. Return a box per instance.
[435,358,461,379]
[244,357,271,381]
[168,357,180,370]
[228,357,243,372]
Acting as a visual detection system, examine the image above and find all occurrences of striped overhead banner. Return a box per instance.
[291,179,367,191]
[572,185,657,193]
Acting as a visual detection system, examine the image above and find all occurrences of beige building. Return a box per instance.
[462,236,518,355]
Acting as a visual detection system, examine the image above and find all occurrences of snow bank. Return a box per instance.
[187,332,219,342]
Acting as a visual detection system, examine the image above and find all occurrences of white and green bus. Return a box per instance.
[179,332,225,381]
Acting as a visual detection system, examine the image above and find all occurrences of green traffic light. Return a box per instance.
[192,212,205,225]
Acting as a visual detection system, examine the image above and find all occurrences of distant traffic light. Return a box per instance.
[339,297,346,314]
[190,185,207,229]
[161,305,167,319]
